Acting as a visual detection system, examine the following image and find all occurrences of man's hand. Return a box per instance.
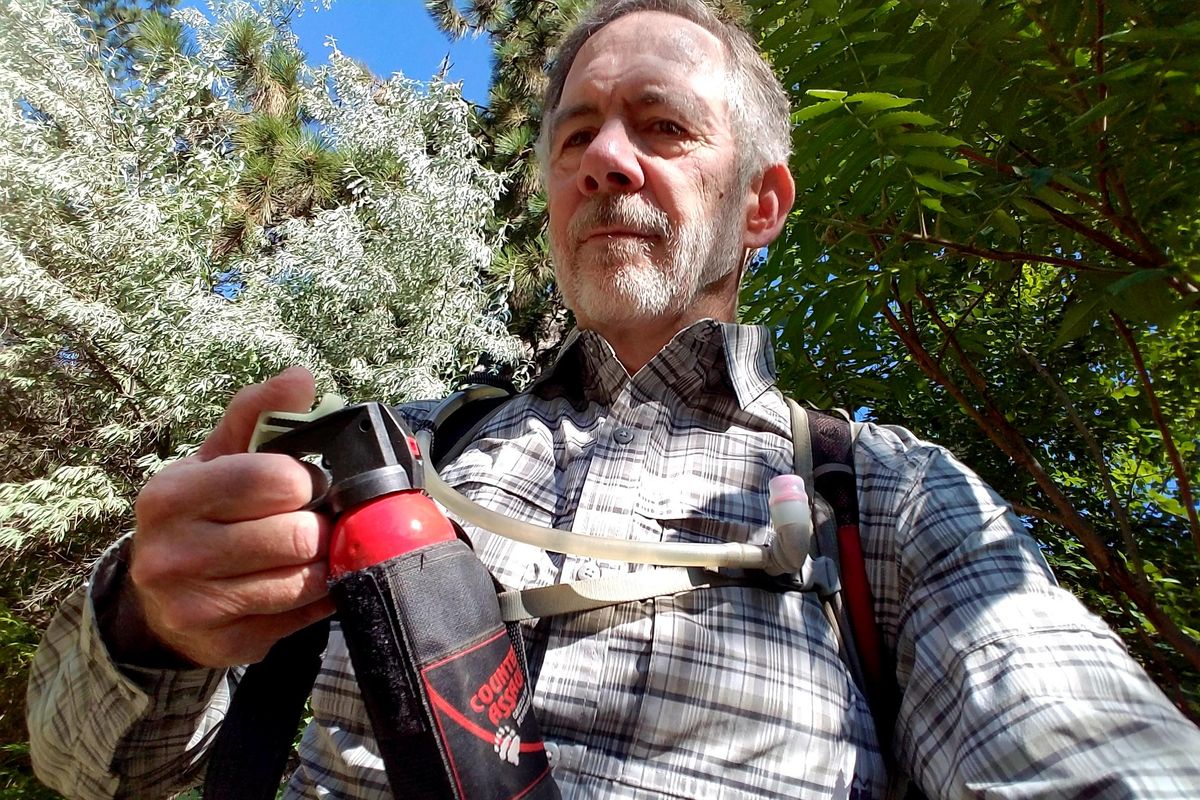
[126,367,335,668]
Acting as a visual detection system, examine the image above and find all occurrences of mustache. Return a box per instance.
[568,196,671,242]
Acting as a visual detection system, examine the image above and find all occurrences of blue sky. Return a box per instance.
[289,1,494,104]
[184,1,495,105]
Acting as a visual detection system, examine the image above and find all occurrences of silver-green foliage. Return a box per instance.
[0,0,519,565]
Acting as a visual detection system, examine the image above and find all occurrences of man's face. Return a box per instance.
[545,12,748,331]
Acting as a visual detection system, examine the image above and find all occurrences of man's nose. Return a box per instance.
[577,121,645,195]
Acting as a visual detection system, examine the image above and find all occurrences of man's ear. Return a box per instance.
[743,162,795,249]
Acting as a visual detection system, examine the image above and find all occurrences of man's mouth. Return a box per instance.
[581,228,656,243]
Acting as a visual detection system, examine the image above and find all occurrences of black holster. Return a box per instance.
[205,538,559,800]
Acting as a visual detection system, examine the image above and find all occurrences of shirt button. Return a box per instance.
[544,740,559,767]
[574,561,601,580]
[613,426,635,444]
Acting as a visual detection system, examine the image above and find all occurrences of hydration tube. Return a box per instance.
[415,427,769,569]
[254,391,813,572]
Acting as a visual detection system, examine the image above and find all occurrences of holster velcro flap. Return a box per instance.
[331,539,559,800]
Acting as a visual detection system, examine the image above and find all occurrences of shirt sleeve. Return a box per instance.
[26,536,234,800]
[855,424,1200,799]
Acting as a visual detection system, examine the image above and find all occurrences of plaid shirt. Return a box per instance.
[28,321,1200,799]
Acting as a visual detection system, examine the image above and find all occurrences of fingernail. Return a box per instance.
[300,461,331,511]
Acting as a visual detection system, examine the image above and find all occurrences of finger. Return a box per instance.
[198,367,316,462]
[176,511,331,578]
[155,561,332,635]
[204,598,337,667]
[210,560,333,618]
[141,453,319,524]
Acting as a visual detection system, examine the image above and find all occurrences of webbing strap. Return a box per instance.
[796,406,914,799]
[498,567,731,622]
[203,619,330,800]
[788,398,814,489]
[786,401,867,695]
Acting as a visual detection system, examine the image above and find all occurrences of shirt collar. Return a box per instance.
[530,319,777,410]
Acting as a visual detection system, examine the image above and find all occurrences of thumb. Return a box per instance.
[197,367,316,461]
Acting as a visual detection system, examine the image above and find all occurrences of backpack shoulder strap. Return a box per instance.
[424,382,517,469]
[204,620,330,800]
[784,400,900,761]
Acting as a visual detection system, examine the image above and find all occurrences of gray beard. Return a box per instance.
[552,191,745,327]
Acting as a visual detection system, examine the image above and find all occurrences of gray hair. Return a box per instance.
[535,0,792,183]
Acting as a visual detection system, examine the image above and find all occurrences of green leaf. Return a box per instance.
[838,7,878,27]
[888,132,967,148]
[859,53,913,66]
[844,92,917,112]
[898,265,917,301]
[1113,279,1187,326]
[792,99,844,123]
[783,299,811,344]
[845,283,869,325]
[1070,95,1129,130]
[847,163,897,216]
[990,209,1021,238]
[869,111,940,129]
[1032,187,1087,215]
[1053,294,1109,347]
[1053,172,1093,197]
[811,0,837,19]
[1147,490,1190,519]
[1012,197,1055,221]
[791,223,821,267]
[960,75,1006,138]
[821,128,883,199]
[1105,269,1170,297]
[1099,61,1149,81]
[912,173,969,195]
[1102,22,1200,43]
[848,31,890,44]
[806,89,848,100]
[873,76,928,94]
[753,0,803,29]
[921,197,947,213]
[903,150,971,174]
[812,296,840,338]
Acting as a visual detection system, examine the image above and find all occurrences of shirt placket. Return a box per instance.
[536,379,666,785]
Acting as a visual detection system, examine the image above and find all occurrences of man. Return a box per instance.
[27,0,1200,797]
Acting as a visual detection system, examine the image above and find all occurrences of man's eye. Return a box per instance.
[562,130,594,149]
[652,120,687,136]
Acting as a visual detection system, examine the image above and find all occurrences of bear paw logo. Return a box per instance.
[493,724,521,766]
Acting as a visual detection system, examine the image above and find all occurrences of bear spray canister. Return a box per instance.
[258,402,559,800]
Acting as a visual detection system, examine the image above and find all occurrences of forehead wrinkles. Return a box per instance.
[551,16,730,137]
[666,23,722,69]
[573,12,725,86]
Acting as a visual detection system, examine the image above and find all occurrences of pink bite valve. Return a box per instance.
[769,474,809,506]
[765,474,813,575]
